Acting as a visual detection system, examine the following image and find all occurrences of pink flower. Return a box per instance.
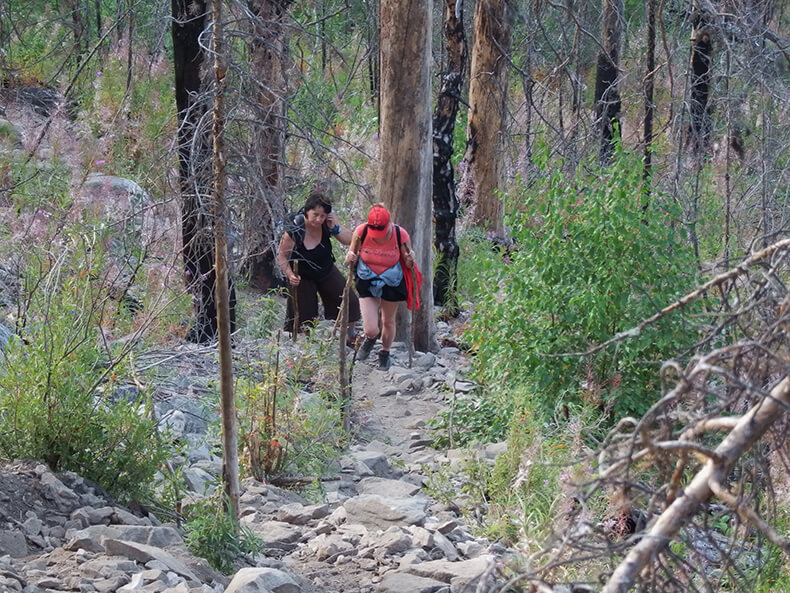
[95,160,106,166]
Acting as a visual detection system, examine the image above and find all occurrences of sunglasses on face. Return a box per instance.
[368,223,387,231]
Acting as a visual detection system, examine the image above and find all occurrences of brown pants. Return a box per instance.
[284,265,361,332]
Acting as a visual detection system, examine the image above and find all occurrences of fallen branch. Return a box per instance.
[601,376,790,593]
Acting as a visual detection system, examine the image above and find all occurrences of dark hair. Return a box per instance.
[303,191,332,214]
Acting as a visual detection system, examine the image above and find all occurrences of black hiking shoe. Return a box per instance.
[357,336,376,361]
[378,350,392,371]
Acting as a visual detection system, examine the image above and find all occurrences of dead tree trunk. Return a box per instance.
[379,0,435,351]
[245,0,293,292]
[642,0,656,208]
[594,0,624,161]
[432,0,466,312]
[172,0,222,343]
[687,4,713,156]
[461,0,512,237]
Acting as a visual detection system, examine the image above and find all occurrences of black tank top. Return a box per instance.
[290,226,335,280]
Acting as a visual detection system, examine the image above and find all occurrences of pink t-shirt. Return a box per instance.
[354,223,410,276]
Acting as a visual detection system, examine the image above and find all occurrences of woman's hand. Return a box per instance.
[325,212,338,228]
[287,271,301,287]
[344,250,358,266]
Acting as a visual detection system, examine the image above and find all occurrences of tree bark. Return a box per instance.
[642,0,655,209]
[172,0,235,343]
[379,0,435,351]
[211,0,239,521]
[687,4,713,156]
[461,0,512,237]
[594,0,624,161]
[432,0,466,312]
[245,0,293,292]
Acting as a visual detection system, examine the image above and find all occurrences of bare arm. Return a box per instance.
[325,212,353,245]
[400,239,415,269]
[277,233,301,286]
[344,232,361,266]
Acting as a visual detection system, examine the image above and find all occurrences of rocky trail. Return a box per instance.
[0,324,514,593]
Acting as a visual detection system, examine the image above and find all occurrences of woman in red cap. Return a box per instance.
[344,204,416,370]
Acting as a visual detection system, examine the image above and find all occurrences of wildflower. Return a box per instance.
[95,159,105,166]
[96,71,102,77]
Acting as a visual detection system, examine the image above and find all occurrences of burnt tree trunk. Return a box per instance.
[173,0,235,343]
[594,0,624,161]
[461,0,512,237]
[687,6,713,157]
[365,0,380,105]
[432,0,466,312]
[642,0,656,208]
[245,0,293,291]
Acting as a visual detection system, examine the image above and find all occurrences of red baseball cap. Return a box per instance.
[366,204,391,239]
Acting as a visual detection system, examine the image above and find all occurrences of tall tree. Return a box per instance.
[460,0,512,237]
[432,0,466,312]
[245,0,293,291]
[594,0,624,161]
[173,0,234,343]
[379,0,434,351]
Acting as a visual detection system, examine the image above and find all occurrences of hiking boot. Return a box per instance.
[357,336,376,361]
[378,350,392,371]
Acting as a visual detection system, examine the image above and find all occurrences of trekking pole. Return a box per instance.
[338,268,354,432]
[409,266,417,368]
[291,261,299,342]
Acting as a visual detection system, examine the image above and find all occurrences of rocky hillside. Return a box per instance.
[0,331,520,593]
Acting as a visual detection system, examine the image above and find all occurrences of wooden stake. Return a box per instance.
[409,267,417,367]
[338,269,353,432]
[291,261,299,342]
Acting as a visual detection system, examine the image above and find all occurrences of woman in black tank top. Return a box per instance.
[277,191,361,333]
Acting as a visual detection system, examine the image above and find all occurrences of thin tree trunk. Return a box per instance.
[432,0,466,312]
[366,0,380,105]
[594,0,624,161]
[94,0,101,42]
[211,0,239,521]
[124,10,134,116]
[461,0,512,236]
[642,0,656,209]
[66,0,85,62]
[379,0,435,351]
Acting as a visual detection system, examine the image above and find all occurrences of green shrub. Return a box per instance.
[0,233,171,501]
[429,389,513,448]
[183,493,262,574]
[467,148,700,423]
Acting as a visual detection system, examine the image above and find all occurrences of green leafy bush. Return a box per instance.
[183,494,262,574]
[467,148,700,423]
[0,233,171,501]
